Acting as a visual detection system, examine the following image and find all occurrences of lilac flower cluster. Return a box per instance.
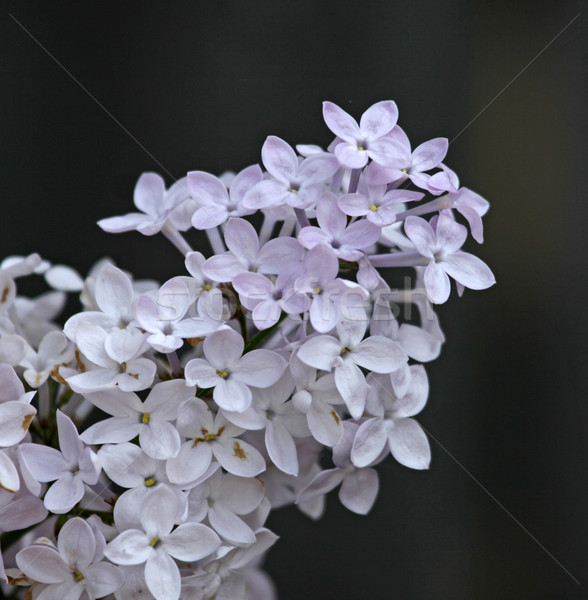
[0,101,494,600]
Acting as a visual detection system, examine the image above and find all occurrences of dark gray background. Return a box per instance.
[2,1,587,598]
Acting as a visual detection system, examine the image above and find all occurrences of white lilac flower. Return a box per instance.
[322,100,399,169]
[233,265,309,330]
[351,366,431,470]
[105,484,221,600]
[241,135,339,210]
[295,243,368,334]
[184,327,287,412]
[182,528,279,600]
[188,164,262,229]
[0,364,37,451]
[222,373,310,476]
[97,442,194,531]
[404,212,495,304]
[166,399,266,484]
[187,470,265,546]
[289,351,344,447]
[98,173,195,235]
[20,330,74,388]
[363,125,449,191]
[297,313,407,419]
[66,323,156,393]
[19,410,100,513]
[297,193,381,262]
[16,517,123,600]
[297,421,380,515]
[81,380,194,459]
[202,217,304,282]
[0,489,48,582]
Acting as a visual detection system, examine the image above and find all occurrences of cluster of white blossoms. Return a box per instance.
[0,101,494,600]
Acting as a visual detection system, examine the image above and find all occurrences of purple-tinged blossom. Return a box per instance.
[364,126,449,191]
[297,313,407,419]
[241,136,339,210]
[98,173,195,235]
[404,213,495,304]
[184,328,287,410]
[352,366,431,470]
[297,193,381,261]
[338,183,424,227]
[167,399,266,483]
[188,165,262,230]
[202,217,304,282]
[323,101,400,169]
[105,484,221,600]
[16,517,123,599]
[19,411,100,513]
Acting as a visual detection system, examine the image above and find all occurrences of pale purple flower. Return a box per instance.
[166,399,266,484]
[105,485,221,600]
[19,411,100,514]
[352,366,431,470]
[297,314,407,419]
[297,193,381,261]
[297,421,380,515]
[66,323,156,393]
[404,213,495,304]
[81,380,194,459]
[187,470,265,546]
[364,126,448,191]
[20,330,74,388]
[233,265,309,330]
[241,136,339,210]
[188,165,262,229]
[338,184,424,227]
[323,100,399,169]
[222,373,310,476]
[184,328,287,412]
[16,517,123,600]
[202,217,304,282]
[135,277,212,353]
[295,243,368,333]
[98,173,195,235]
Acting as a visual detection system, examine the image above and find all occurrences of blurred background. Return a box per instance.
[2,1,587,598]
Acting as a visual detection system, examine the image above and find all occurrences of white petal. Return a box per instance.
[339,468,379,514]
[208,505,255,545]
[0,402,36,447]
[44,473,84,513]
[388,418,431,470]
[232,350,287,388]
[164,522,221,560]
[350,418,388,468]
[0,451,19,493]
[165,442,213,485]
[105,530,152,566]
[213,438,265,478]
[57,517,96,570]
[307,400,343,447]
[334,360,369,419]
[353,336,407,373]
[145,549,180,600]
[297,335,341,371]
[140,421,181,460]
[16,545,69,583]
[140,485,178,538]
[265,420,298,476]
[84,562,124,598]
